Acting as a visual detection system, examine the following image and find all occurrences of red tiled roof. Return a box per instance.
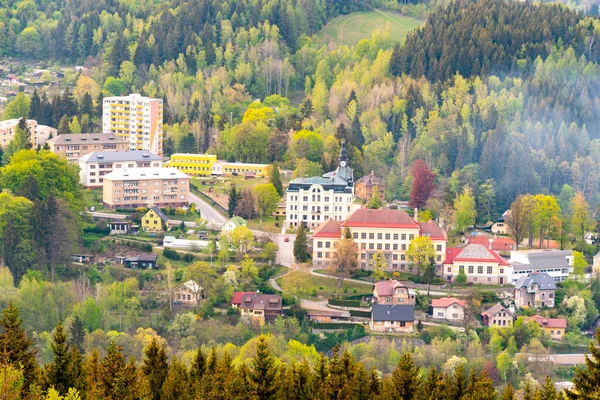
[418,220,447,240]
[468,235,515,252]
[443,244,508,265]
[343,208,420,229]
[374,279,406,296]
[526,315,567,329]
[312,219,342,238]
[231,292,255,305]
[431,297,466,308]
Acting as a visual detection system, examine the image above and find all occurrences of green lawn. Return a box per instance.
[278,270,372,300]
[318,10,423,47]
[246,215,284,234]
[83,188,106,211]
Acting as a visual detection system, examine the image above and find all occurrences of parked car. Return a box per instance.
[284,237,289,242]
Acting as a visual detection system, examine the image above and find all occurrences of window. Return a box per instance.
[409,234,414,240]
[468,266,474,274]
[399,321,406,327]
[393,244,398,250]
[361,253,366,259]
[487,266,493,274]
[500,268,504,274]
[353,233,358,239]
[317,241,322,248]
[377,233,382,240]
[401,244,406,250]
[393,254,398,261]
[377,244,382,250]
[478,266,483,274]
[447,267,451,272]
[437,312,443,317]
[385,244,390,250]
[437,245,442,251]
[401,234,406,240]
[393,234,398,240]
[361,233,366,239]
[317,252,322,258]
[325,242,330,248]
[385,233,390,240]
[452,314,458,318]
[369,233,374,239]
[369,243,374,250]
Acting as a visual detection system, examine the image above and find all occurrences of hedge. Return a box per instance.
[329,299,362,307]
[312,322,363,330]
[349,310,371,318]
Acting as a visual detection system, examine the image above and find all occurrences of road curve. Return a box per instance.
[188,192,227,227]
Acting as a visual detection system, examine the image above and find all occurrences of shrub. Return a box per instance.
[182,253,195,263]
[329,299,361,307]
[312,322,364,329]
[163,248,181,260]
[349,310,371,318]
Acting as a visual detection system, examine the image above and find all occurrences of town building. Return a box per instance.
[467,234,516,253]
[79,151,162,188]
[442,244,511,285]
[47,133,128,162]
[514,271,557,308]
[165,153,217,176]
[306,310,351,323]
[0,118,56,149]
[373,280,415,305]
[221,216,247,235]
[524,315,567,341]
[481,303,515,328]
[370,304,414,333]
[509,250,573,283]
[102,168,190,209]
[173,280,202,306]
[285,142,355,229]
[163,235,210,251]
[102,93,163,155]
[312,208,447,271]
[124,253,158,269]
[355,171,385,202]
[211,160,270,177]
[142,207,169,232]
[431,297,466,321]
[238,293,283,325]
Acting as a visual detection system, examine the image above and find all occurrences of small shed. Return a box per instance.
[71,254,95,264]
[110,220,131,235]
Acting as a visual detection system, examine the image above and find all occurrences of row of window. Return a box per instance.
[288,195,351,202]
[113,194,186,202]
[451,265,504,275]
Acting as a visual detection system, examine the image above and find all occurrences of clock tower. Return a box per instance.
[325,140,353,185]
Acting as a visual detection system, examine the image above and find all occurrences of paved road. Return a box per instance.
[189,193,227,227]
[274,234,296,266]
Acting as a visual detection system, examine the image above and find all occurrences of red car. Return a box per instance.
[284,237,289,242]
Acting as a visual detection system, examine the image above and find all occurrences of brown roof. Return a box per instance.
[356,171,384,186]
[374,279,406,296]
[231,291,255,305]
[431,297,466,308]
[343,208,420,229]
[481,303,514,319]
[47,133,128,145]
[418,220,447,240]
[526,315,567,329]
[239,293,282,312]
[312,219,342,238]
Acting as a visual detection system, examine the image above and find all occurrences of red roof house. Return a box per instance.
[467,234,515,252]
[342,208,420,229]
[443,244,508,266]
[231,291,255,307]
[431,297,467,308]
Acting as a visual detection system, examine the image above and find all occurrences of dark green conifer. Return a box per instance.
[141,338,169,400]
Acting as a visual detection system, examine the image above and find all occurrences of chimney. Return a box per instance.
[414,208,418,220]
[489,238,493,250]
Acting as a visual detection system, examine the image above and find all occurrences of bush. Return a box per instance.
[312,322,363,329]
[182,253,195,263]
[163,248,181,260]
[349,310,371,318]
[282,294,296,306]
[226,307,238,316]
[329,298,362,307]
[350,269,371,279]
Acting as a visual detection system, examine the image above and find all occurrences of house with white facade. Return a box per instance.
[79,151,162,187]
[285,142,356,229]
[431,297,466,321]
[443,244,511,285]
[509,249,573,283]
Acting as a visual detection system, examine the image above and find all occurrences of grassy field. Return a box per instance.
[318,10,423,47]
[278,270,372,300]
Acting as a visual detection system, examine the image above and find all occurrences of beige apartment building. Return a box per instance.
[0,119,57,149]
[47,133,129,162]
[79,151,162,188]
[102,167,190,209]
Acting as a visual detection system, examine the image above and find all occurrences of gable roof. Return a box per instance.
[225,216,247,228]
[239,293,282,312]
[343,208,420,229]
[481,303,515,319]
[431,297,466,308]
[513,250,573,270]
[148,206,169,222]
[356,171,384,186]
[418,220,447,240]
[514,271,556,290]
[175,280,201,292]
[526,315,567,329]
[312,219,342,238]
[372,304,415,322]
[231,291,255,305]
[374,279,407,297]
[443,244,508,265]
[468,235,515,252]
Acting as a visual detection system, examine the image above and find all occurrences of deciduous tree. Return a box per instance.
[253,184,280,227]
[454,186,476,233]
[572,192,593,246]
[406,236,435,278]
[409,160,436,209]
[331,228,358,287]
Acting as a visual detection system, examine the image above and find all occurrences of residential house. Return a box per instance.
[285,142,355,229]
[71,254,95,264]
[0,119,57,149]
[102,167,190,209]
[221,216,247,235]
[373,280,415,305]
[142,207,168,232]
[79,151,162,188]
[370,304,415,333]
[524,315,567,341]
[311,208,447,271]
[491,220,507,235]
[47,133,128,162]
[355,171,385,202]
[481,303,515,328]
[231,292,256,308]
[514,271,557,308]
[238,293,283,325]
[307,310,351,323]
[467,234,516,253]
[124,253,158,269]
[431,297,466,321]
[442,244,511,285]
[173,280,202,306]
[163,236,210,250]
[103,94,163,155]
[509,250,573,283]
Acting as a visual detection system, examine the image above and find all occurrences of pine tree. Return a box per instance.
[249,336,277,400]
[540,376,557,400]
[228,184,238,218]
[567,330,600,398]
[391,353,421,399]
[500,384,515,400]
[325,346,352,398]
[58,115,71,134]
[0,302,38,395]
[99,341,137,400]
[30,90,42,121]
[269,163,284,197]
[83,349,102,400]
[69,316,85,353]
[161,358,190,400]
[79,93,93,117]
[300,98,313,119]
[141,338,169,400]
[293,223,310,263]
[45,323,76,395]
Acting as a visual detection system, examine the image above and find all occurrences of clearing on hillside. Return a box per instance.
[317,10,423,47]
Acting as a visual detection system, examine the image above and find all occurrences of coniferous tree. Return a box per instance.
[567,330,600,399]
[500,383,515,400]
[141,338,169,400]
[300,98,313,119]
[30,89,42,121]
[249,336,277,400]
[269,163,284,197]
[540,376,557,400]
[228,184,239,218]
[99,341,137,400]
[0,302,38,395]
[161,358,190,400]
[293,222,310,263]
[70,316,85,353]
[45,323,77,395]
[391,353,421,399]
[58,115,71,134]
[83,349,102,400]
[325,346,353,399]
[79,93,94,117]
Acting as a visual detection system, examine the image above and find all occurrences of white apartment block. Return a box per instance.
[102,167,189,209]
[0,119,57,149]
[102,94,163,155]
[509,249,573,283]
[79,151,163,188]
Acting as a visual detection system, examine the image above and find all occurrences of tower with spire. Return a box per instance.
[323,140,354,186]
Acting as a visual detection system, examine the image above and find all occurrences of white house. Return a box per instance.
[173,280,202,305]
[431,297,466,321]
[221,216,247,235]
[79,151,162,187]
[509,249,573,283]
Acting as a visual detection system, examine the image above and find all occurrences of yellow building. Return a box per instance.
[142,207,169,232]
[213,161,270,177]
[166,153,217,176]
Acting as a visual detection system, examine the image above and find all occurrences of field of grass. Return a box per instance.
[318,10,423,47]
[278,270,372,300]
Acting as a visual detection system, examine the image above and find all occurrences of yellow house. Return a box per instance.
[142,207,169,232]
[166,153,217,176]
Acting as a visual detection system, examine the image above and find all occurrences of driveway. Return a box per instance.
[189,193,227,227]
[274,234,296,266]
